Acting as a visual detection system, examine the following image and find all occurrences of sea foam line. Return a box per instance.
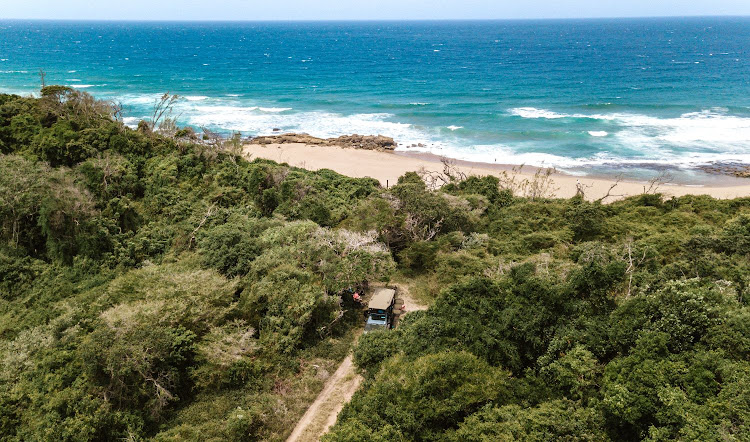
[64,90,750,173]
[510,107,750,150]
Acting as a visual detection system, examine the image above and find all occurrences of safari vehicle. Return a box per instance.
[364,288,396,333]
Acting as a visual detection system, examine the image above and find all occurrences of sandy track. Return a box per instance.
[286,354,363,442]
[394,283,428,313]
[286,284,429,442]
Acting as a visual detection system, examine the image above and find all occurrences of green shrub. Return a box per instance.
[331,351,510,440]
[353,329,402,377]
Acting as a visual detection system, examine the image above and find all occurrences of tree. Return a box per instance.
[329,351,510,440]
[148,93,180,133]
[0,155,50,249]
[449,400,608,442]
[83,322,196,420]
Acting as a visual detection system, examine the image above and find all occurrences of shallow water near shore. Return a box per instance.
[2,18,750,181]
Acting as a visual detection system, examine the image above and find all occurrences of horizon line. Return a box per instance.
[1,14,749,23]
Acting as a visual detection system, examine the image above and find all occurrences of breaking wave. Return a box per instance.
[34,89,750,174]
[510,107,750,149]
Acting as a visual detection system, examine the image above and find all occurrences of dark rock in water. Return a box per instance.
[272,128,281,132]
[335,134,397,150]
[249,133,397,151]
[698,162,750,178]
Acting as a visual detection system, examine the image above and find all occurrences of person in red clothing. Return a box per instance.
[353,292,362,303]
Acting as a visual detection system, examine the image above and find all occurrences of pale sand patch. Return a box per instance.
[244,143,750,201]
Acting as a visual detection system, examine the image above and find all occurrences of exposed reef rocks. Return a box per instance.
[698,162,750,178]
[249,133,397,151]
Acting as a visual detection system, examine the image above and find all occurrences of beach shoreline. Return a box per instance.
[392,149,750,187]
[244,142,750,201]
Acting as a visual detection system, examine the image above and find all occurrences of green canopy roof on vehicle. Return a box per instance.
[368,288,395,310]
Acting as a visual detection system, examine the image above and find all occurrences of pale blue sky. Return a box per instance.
[1,0,749,21]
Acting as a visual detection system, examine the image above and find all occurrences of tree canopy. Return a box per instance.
[1,90,749,441]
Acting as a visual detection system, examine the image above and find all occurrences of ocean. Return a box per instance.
[1,18,750,180]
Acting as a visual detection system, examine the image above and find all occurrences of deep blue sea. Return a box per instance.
[1,18,750,179]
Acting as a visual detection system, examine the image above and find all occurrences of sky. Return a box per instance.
[1,0,750,21]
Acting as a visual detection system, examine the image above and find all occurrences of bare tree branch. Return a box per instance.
[595,174,625,203]
[643,170,674,195]
[188,204,216,249]
[416,156,467,189]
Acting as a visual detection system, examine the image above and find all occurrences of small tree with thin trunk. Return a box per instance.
[149,93,180,133]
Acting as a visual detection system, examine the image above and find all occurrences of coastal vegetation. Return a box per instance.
[0,89,748,441]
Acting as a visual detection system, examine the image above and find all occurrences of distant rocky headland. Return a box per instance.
[249,133,397,151]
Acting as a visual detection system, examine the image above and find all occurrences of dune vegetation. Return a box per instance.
[1,90,748,441]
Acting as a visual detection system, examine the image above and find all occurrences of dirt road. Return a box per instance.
[285,284,428,442]
[285,353,363,442]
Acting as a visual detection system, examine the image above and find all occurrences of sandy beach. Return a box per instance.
[244,143,750,201]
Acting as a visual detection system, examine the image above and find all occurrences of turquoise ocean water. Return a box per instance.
[1,18,750,180]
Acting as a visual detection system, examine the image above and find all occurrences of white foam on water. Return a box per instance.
[107,94,750,173]
[509,107,571,119]
[402,142,750,170]
[113,92,437,148]
[122,116,140,128]
[400,142,598,169]
[399,107,750,170]
[186,106,433,147]
[185,95,209,101]
[118,93,166,105]
[510,107,750,151]
[0,87,39,97]
[613,111,750,150]
[71,84,95,89]
[258,107,292,113]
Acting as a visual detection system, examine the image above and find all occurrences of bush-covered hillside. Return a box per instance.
[327,185,750,439]
[1,89,749,441]
[0,89,394,441]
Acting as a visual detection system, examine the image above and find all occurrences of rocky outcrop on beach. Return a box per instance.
[249,133,397,151]
[698,162,750,179]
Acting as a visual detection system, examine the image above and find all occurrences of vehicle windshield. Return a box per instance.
[364,314,387,332]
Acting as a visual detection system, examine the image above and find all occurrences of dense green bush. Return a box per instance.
[0,91,395,441]
[333,351,509,440]
[2,90,750,441]
[448,400,608,441]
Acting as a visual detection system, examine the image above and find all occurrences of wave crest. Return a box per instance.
[510,107,750,150]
